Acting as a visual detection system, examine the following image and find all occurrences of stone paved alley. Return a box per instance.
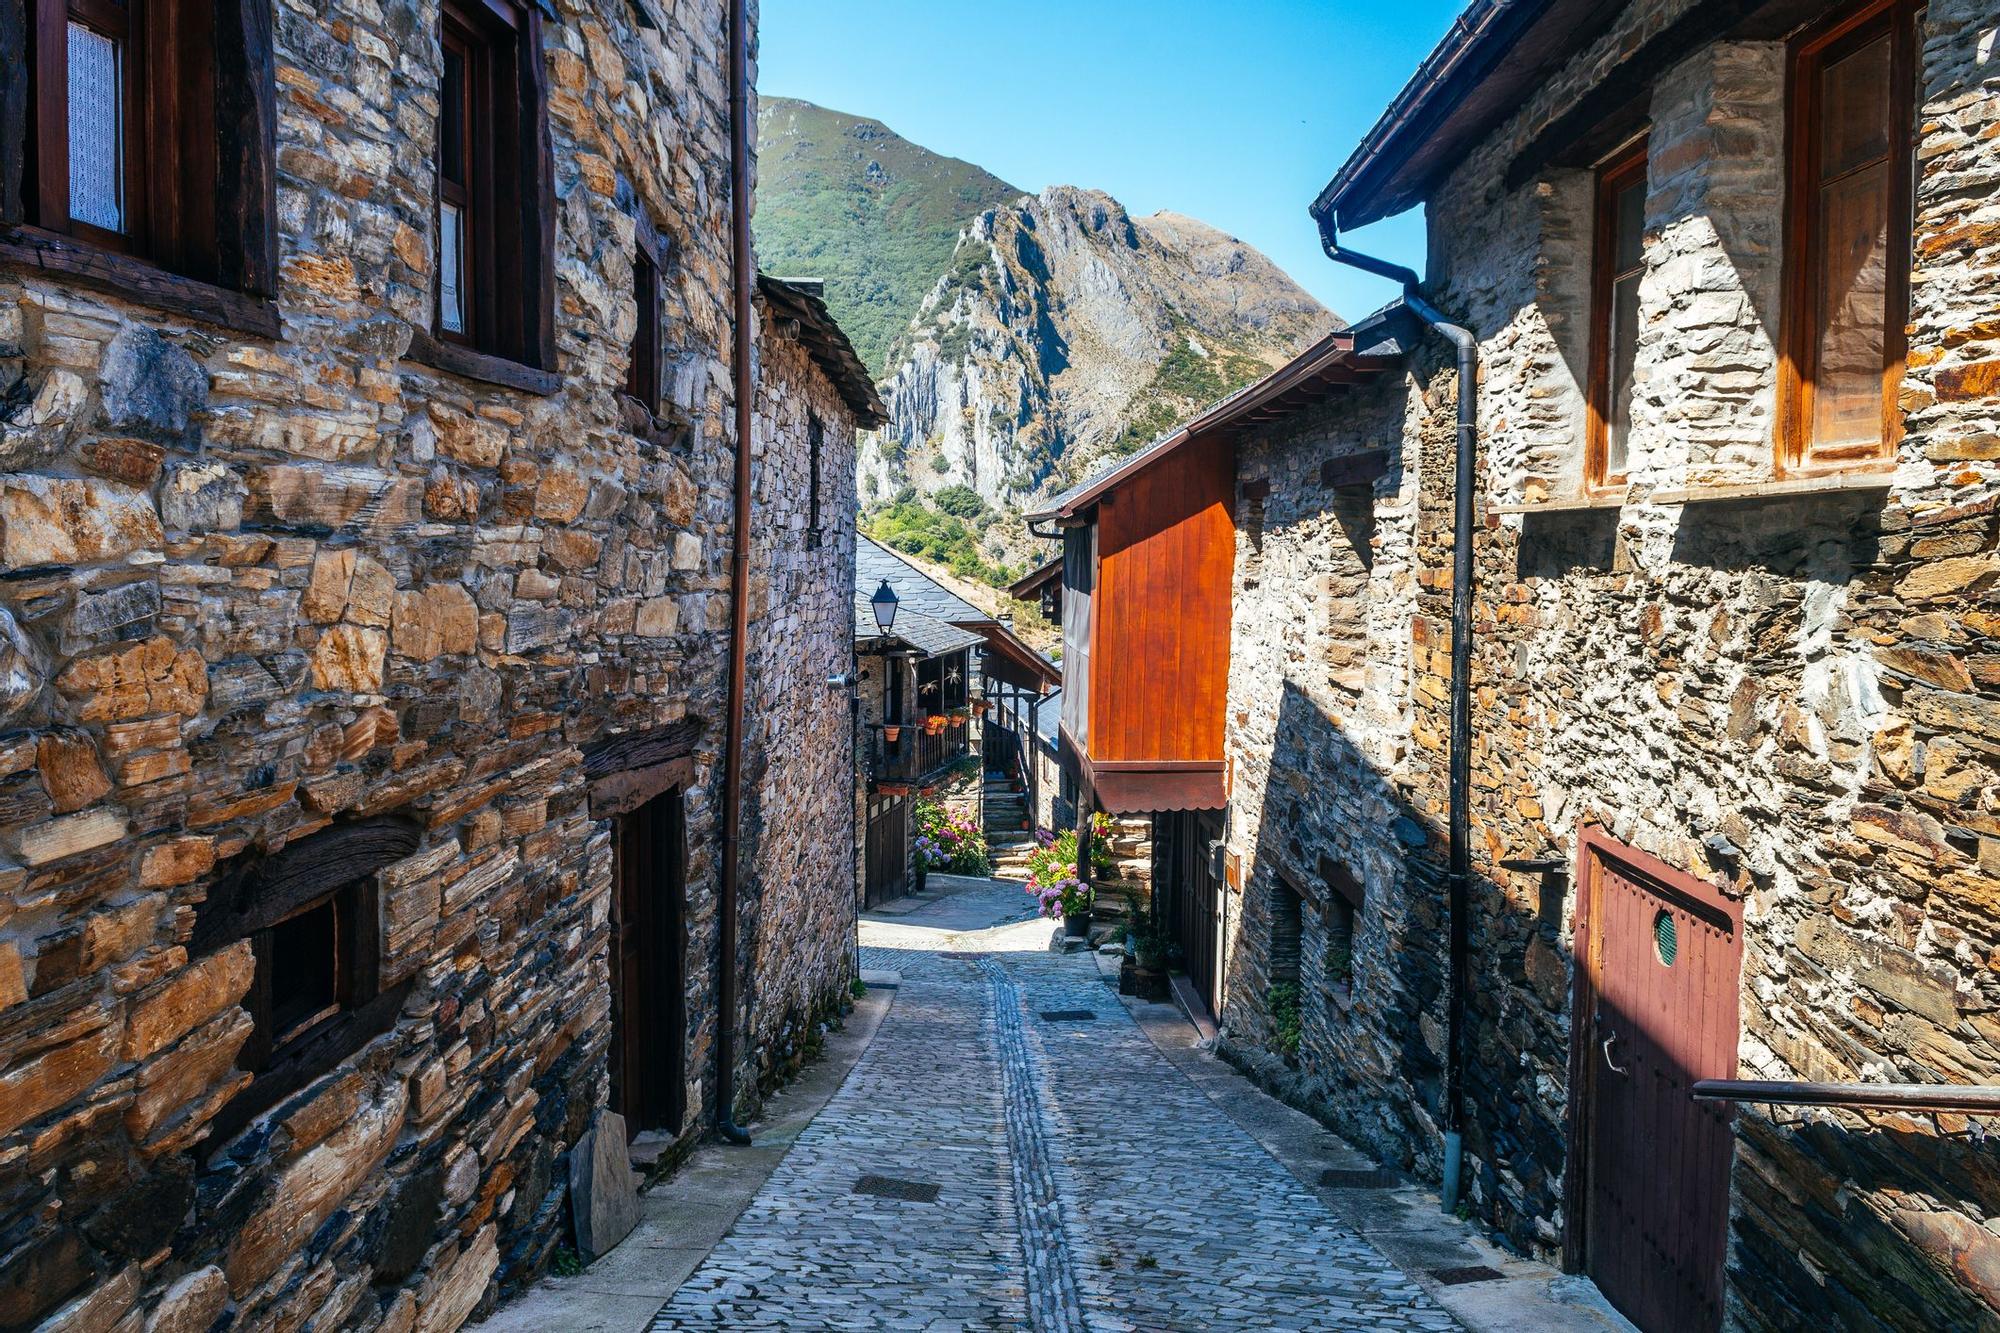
[646,878,1464,1333]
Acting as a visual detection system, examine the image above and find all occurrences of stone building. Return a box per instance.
[1047,0,2000,1328]
[743,276,879,1099]
[0,0,876,1328]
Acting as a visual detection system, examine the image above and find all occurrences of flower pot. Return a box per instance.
[913,866,927,895]
[882,725,901,743]
[1063,912,1091,939]
[1135,965,1171,1003]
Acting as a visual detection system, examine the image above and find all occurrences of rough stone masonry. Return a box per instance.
[0,0,863,1329]
[1215,0,2000,1328]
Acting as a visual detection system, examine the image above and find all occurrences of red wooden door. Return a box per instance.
[1575,829,1742,1333]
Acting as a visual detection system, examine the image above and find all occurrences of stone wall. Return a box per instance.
[1218,0,2000,1324]
[0,0,858,1327]
[1223,369,1441,1169]
[744,328,860,1097]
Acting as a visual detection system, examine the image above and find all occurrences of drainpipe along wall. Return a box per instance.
[715,0,753,1146]
[1317,214,1476,1213]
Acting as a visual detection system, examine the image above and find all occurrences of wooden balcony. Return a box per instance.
[868,717,970,791]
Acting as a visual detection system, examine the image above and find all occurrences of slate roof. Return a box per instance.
[857,536,988,625]
[1035,689,1061,746]
[1313,0,1626,231]
[855,603,982,658]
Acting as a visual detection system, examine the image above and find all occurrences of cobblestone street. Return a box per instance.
[651,879,1459,1332]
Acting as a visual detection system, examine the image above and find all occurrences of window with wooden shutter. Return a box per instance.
[410,0,557,393]
[1779,0,1918,470]
[1,0,278,334]
[1587,140,1647,490]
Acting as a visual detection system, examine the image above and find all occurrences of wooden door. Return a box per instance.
[611,791,686,1139]
[1162,810,1223,1014]
[1573,828,1742,1333]
[864,794,908,907]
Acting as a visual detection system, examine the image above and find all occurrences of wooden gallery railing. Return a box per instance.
[867,717,969,789]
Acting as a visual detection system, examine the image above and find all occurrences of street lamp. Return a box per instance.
[869,580,899,635]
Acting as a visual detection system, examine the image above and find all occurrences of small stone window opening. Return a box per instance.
[1587,139,1647,490]
[430,0,553,370]
[806,413,824,548]
[1778,0,1918,470]
[193,817,419,1146]
[624,228,664,413]
[1269,878,1303,989]
[1330,482,1376,573]
[1322,859,1365,993]
[244,883,372,1073]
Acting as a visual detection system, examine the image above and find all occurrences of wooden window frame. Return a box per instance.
[239,876,380,1075]
[0,0,277,336]
[1776,0,1919,473]
[409,0,557,393]
[1585,139,1648,492]
[186,818,422,1147]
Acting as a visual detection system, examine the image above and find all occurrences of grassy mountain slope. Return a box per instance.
[755,98,1023,375]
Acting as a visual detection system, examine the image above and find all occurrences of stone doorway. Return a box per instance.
[611,790,687,1139]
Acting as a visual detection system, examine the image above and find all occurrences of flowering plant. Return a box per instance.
[1022,816,1114,887]
[914,798,990,874]
[1030,875,1093,920]
[923,714,949,737]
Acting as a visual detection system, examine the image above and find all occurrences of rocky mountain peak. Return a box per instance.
[862,185,1337,522]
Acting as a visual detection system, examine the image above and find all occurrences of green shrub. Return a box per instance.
[1268,982,1303,1058]
[934,484,986,518]
[863,499,1014,587]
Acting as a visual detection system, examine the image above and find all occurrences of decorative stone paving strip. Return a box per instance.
[976,953,1087,1333]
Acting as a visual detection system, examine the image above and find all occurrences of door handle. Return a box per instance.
[1601,1032,1630,1076]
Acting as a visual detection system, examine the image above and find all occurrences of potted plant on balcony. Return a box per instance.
[923,714,948,737]
[882,722,902,743]
[971,697,989,718]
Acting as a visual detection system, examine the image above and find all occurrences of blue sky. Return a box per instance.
[757,0,1467,322]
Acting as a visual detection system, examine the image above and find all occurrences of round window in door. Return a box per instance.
[1653,909,1678,966]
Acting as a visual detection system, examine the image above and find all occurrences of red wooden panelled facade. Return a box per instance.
[1064,434,1235,813]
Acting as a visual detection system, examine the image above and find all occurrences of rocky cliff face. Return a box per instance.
[861,187,1336,512]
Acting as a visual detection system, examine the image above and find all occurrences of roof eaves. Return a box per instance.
[1313,0,1640,232]
[758,275,890,428]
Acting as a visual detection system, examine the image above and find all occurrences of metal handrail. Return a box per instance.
[1692,1079,2000,1114]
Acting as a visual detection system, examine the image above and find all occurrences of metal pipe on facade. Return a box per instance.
[714,0,754,1148]
[1317,215,1477,1214]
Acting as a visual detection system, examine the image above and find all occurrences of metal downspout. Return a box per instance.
[1317,215,1477,1213]
[715,0,753,1147]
